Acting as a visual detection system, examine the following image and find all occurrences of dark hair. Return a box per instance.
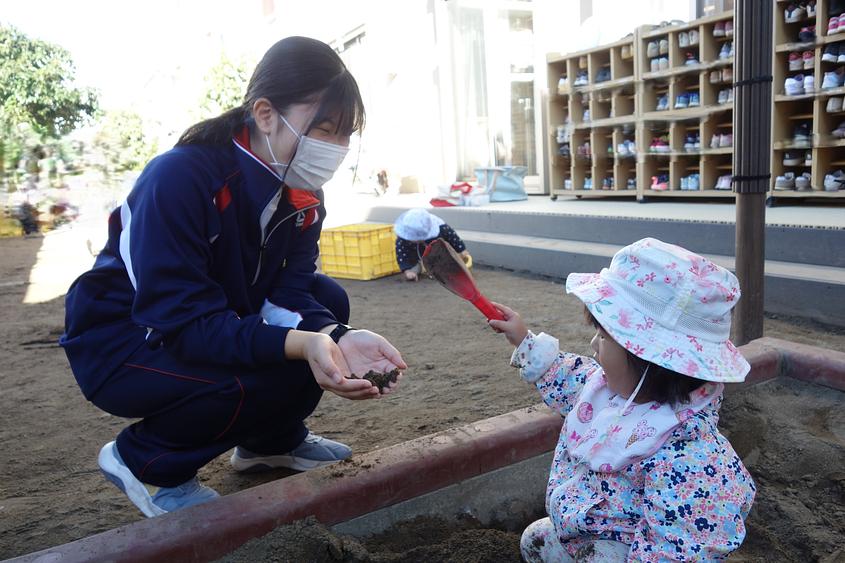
[583,308,705,407]
[177,36,365,146]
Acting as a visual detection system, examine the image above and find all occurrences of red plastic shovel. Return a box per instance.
[421,238,505,321]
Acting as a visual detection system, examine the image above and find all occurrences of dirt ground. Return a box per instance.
[1,234,845,560]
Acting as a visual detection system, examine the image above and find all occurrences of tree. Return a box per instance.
[197,52,251,119]
[92,110,158,181]
[0,25,98,178]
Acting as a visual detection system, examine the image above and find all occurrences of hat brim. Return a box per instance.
[566,272,750,383]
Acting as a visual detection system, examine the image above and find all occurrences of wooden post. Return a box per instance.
[732,0,772,345]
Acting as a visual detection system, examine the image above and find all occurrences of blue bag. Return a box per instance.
[475,166,528,202]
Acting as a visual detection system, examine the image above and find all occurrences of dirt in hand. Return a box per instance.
[352,369,400,393]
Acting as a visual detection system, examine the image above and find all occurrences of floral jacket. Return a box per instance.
[512,332,756,562]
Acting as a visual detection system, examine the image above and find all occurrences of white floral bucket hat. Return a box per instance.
[393,208,445,241]
[566,237,750,383]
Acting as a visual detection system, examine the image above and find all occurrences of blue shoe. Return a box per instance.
[98,441,219,517]
[230,432,352,473]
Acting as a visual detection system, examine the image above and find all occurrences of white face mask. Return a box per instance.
[264,113,350,191]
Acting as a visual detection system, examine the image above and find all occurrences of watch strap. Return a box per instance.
[328,324,353,343]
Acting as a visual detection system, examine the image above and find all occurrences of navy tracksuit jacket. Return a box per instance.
[61,127,348,486]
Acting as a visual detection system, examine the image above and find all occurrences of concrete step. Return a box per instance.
[366,205,845,268]
[461,230,845,326]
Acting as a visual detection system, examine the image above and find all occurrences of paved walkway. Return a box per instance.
[323,190,845,230]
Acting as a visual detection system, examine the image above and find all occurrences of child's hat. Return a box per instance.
[566,237,750,383]
[394,208,445,241]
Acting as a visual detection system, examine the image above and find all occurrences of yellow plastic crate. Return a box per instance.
[319,223,400,280]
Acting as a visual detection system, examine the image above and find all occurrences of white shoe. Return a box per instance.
[824,174,842,191]
[795,172,812,191]
[804,75,816,93]
[774,172,795,190]
[785,76,804,95]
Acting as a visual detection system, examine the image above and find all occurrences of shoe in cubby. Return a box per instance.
[785,4,807,24]
[688,92,701,107]
[823,44,840,63]
[714,21,726,37]
[595,67,611,83]
[794,121,813,145]
[829,14,845,36]
[804,75,815,93]
[684,52,700,66]
[824,170,844,190]
[795,172,812,191]
[649,136,671,153]
[651,174,669,190]
[688,29,699,46]
[714,174,733,190]
[798,25,816,42]
[789,51,804,70]
[824,96,842,113]
[774,172,796,190]
[803,50,815,69]
[822,67,845,89]
[783,151,804,165]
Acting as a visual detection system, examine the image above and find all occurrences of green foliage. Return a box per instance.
[92,110,158,176]
[0,24,98,139]
[198,52,251,119]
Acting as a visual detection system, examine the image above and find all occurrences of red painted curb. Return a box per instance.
[12,336,844,563]
[764,336,845,392]
[12,406,562,563]
[734,337,782,386]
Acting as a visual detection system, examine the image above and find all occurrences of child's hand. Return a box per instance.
[404,270,419,282]
[488,302,529,347]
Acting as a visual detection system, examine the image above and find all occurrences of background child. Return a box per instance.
[394,208,471,281]
[489,237,755,562]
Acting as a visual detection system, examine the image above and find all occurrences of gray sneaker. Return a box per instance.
[98,441,219,517]
[230,432,352,473]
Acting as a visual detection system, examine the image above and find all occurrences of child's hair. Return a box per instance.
[583,307,706,406]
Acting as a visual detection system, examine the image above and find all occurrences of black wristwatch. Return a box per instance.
[328,324,354,343]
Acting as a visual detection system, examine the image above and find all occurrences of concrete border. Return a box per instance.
[11,338,845,563]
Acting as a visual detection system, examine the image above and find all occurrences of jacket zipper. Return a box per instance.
[251,202,320,285]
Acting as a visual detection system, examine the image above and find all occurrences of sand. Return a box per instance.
[1,235,844,560]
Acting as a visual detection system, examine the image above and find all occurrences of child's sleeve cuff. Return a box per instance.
[510,331,560,383]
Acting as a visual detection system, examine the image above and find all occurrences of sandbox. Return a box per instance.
[12,337,845,563]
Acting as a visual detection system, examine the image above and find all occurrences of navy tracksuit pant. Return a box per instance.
[88,274,349,487]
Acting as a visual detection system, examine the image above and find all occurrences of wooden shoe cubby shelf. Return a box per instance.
[546,5,845,203]
[547,35,638,197]
[771,0,845,202]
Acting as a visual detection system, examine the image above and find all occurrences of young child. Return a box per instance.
[394,208,471,281]
[489,238,755,562]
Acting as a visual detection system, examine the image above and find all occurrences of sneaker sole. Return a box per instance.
[230,452,343,473]
[98,442,166,518]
